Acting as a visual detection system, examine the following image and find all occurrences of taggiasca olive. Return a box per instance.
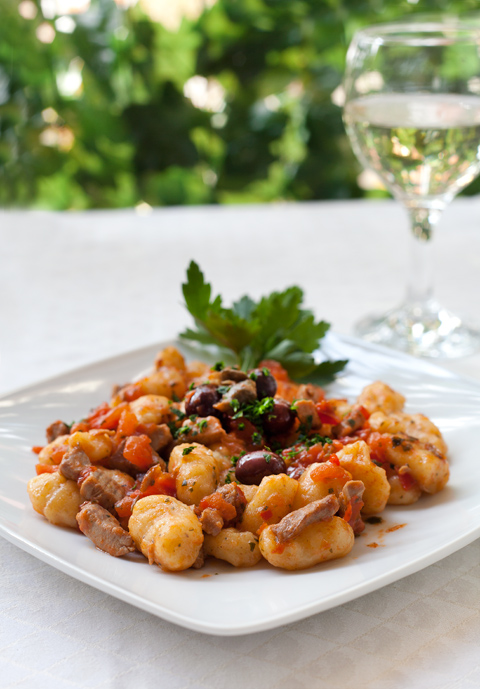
[262,399,296,435]
[250,368,277,399]
[184,384,222,418]
[235,450,286,485]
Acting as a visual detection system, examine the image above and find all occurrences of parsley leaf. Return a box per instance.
[180,261,347,384]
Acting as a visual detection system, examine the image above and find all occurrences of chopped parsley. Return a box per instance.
[217,385,231,395]
[197,419,208,432]
[212,361,225,371]
[252,432,262,445]
[172,408,186,420]
[182,446,195,456]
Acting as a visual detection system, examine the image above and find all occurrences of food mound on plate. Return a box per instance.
[28,346,449,572]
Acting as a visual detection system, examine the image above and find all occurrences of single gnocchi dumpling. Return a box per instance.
[385,435,449,494]
[169,443,220,506]
[139,368,187,401]
[68,429,114,463]
[260,515,354,570]
[154,346,186,372]
[129,495,203,571]
[238,474,298,534]
[336,440,390,515]
[27,471,83,528]
[357,381,405,415]
[387,474,422,505]
[369,411,447,456]
[204,528,262,567]
[129,394,172,425]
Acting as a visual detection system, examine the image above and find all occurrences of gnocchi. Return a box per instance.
[28,345,449,573]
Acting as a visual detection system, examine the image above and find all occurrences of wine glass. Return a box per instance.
[343,21,480,358]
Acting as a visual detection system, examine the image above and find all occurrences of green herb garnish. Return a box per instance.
[180,261,347,384]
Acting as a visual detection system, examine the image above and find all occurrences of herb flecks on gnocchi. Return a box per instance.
[29,348,449,571]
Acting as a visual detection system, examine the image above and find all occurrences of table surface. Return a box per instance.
[2,198,480,689]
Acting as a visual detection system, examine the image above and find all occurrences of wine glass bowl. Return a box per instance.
[343,21,480,358]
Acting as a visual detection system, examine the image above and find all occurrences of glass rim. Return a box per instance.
[354,20,480,46]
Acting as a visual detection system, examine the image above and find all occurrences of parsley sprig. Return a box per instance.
[180,261,347,385]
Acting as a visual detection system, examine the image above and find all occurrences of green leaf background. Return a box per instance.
[1,0,479,209]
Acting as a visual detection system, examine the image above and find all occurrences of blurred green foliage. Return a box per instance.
[1,0,479,209]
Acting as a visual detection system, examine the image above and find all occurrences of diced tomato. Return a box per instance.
[258,360,290,382]
[89,402,128,430]
[315,400,340,425]
[367,432,391,464]
[35,464,59,474]
[115,489,142,521]
[398,470,417,491]
[136,422,157,437]
[357,405,371,421]
[310,461,349,483]
[85,402,110,426]
[328,453,340,466]
[123,434,154,471]
[121,383,143,403]
[70,422,89,433]
[50,446,69,465]
[142,472,176,498]
[260,508,273,521]
[116,409,139,442]
[198,493,237,522]
[32,446,44,455]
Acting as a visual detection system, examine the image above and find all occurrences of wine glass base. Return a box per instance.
[354,299,480,359]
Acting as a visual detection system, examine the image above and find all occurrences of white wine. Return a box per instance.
[344,93,480,202]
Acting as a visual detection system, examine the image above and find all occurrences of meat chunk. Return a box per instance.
[173,416,224,447]
[219,368,248,383]
[200,508,224,536]
[215,483,247,516]
[296,383,324,403]
[59,445,91,481]
[195,483,247,534]
[270,494,339,543]
[292,399,321,430]
[191,547,205,569]
[338,480,365,535]
[79,467,134,511]
[149,423,173,453]
[334,405,369,438]
[214,380,257,414]
[103,439,154,476]
[76,502,135,557]
[46,421,70,444]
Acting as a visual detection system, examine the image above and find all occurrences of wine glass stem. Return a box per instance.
[404,204,443,305]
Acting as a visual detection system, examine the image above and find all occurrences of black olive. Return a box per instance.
[184,384,221,418]
[235,450,286,485]
[262,399,296,435]
[250,368,277,399]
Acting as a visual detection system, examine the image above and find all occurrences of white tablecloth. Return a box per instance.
[2,199,480,689]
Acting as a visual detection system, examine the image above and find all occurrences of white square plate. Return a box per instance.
[1,333,479,636]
